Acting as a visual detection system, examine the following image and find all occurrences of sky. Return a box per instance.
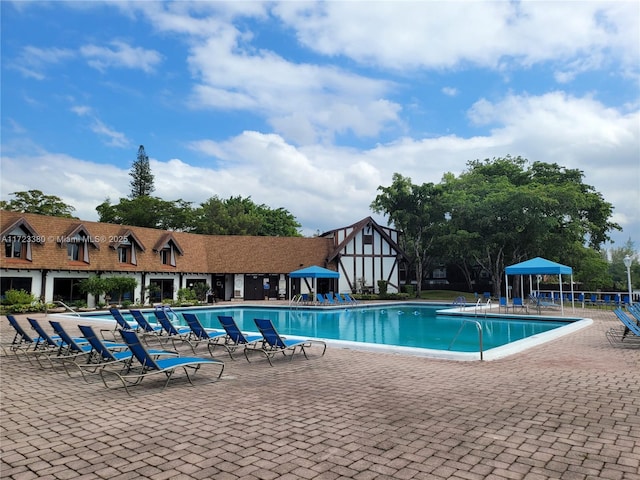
[1,1,639,249]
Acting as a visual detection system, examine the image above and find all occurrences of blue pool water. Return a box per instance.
[85,303,575,356]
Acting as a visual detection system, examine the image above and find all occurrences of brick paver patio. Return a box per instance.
[1,307,638,479]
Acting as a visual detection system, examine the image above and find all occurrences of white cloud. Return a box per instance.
[185,32,401,144]
[0,151,128,221]
[442,87,458,97]
[2,1,638,247]
[70,105,130,148]
[10,45,74,80]
[3,85,638,242]
[79,40,163,73]
[274,2,639,76]
[89,119,130,148]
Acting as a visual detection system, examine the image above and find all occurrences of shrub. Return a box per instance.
[403,285,416,297]
[2,289,36,306]
[177,288,197,303]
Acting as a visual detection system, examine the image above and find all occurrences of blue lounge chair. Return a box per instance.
[315,293,326,304]
[535,295,559,310]
[110,307,138,331]
[182,312,226,354]
[324,293,336,305]
[103,329,224,395]
[342,293,358,305]
[606,309,640,347]
[129,309,163,336]
[245,318,326,366]
[154,308,191,336]
[32,320,97,368]
[4,315,40,352]
[6,315,34,346]
[2,315,52,362]
[215,315,263,359]
[71,325,178,381]
[27,318,85,352]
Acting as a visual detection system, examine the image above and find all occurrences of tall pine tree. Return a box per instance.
[129,145,155,198]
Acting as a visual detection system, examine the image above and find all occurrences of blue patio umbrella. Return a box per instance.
[288,265,339,300]
[505,257,574,313]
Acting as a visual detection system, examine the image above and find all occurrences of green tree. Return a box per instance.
[194,195,301,236]
[440,156,620,296]
[104,277,138,303]
[256,207,301,236]
[129,145,155,198]
[96,196,195,231]
[372,156,620,296]
[0,190,76,217]
[77,276,108,304]
[607,239,639,290]
[370,173,446,296]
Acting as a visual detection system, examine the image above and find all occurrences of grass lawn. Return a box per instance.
[418,290,474,301]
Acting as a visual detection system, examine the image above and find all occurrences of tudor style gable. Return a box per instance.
[323,217,407,293]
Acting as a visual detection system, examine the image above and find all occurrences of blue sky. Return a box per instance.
[1,1,639,249]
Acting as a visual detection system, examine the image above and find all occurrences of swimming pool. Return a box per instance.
[79,303,592,361]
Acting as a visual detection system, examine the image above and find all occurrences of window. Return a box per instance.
[118,246,129,263]
[4,240,22,259]
[67,242,80,261]
[160,245,176,266]
[433,267,447,279]
[363,224,373,244]
[65,232,91,263]
[1,276,32,298]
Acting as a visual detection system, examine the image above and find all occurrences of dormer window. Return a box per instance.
[66,235,87,262]
[160,247,173,265]
[0,219,44,262]
[59,224,99,264]
[153,233,183,268]
[110,230,144,266]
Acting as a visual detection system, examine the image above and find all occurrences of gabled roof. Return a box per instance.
[110,229,146,252]
[323,216,408,261]
[0,217,44,243]
[0,211,334,274]
[60,223,100,250]
[152,232,184,255]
